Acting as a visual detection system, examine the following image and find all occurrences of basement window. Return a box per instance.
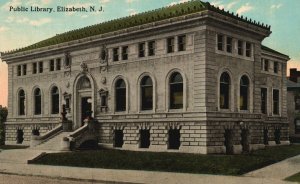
[114,130,124,148]
[168,128,180,149]
[140,129,150,148]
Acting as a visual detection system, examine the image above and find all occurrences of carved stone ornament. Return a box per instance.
[80,62,88,73]
[101,77,106,84]
[100,45,108,64]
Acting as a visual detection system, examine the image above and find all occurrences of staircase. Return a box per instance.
[30,119,98,151]
[31,132,71,151]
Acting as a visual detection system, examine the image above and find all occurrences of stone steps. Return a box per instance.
[31,132,71,151]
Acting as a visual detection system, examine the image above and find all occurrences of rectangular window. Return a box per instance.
[17,65,21,76]
[178,35,186,51]
[22,64,27,76]
[39,62,43,73]
[50,60,55,71]
[264,59,269,71]
[238,40,243,55]
[226,37,232,53]
[56,59,61,70]
[32,63,37,74]
[274,61,278,73]
[148,41,155,56]
[246,42,251,57]
[113,48,119,61]
[261,88,267,114]
[217,34,224,51]
[273,89,279,115]
[138,43,145,57]
[122,46,128,60]
[167,37,175,53]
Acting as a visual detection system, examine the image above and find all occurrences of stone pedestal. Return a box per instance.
[62,120,73,132]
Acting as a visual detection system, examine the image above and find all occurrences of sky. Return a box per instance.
[0,0,299,107]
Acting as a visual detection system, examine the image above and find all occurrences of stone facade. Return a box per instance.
[1,1,290,154]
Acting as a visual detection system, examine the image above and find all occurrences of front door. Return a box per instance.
[81,97,92,126]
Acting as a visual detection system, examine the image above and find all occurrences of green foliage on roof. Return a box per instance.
[7,1,207,54]
[4,0,270,54]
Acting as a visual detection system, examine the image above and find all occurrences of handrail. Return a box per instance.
[69,124,88,139]
[32,124,62,141]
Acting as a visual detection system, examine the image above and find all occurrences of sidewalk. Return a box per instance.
[0,149,298,184]
[245,154,300,179]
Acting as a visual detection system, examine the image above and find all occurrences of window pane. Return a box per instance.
[273,90,279,114]
[51,87,59,114]
[178,35,186,51]
[35,89,41,115]
[261,88,267,114]
[170,73,183,109]
[217,34,223,51]
[240,76,249,110]
[148,41,155,56]
[226,37,232,53]
[116,79,126,111]
[220,72,230,109]
[167,37,175,53]
[19,90,25,115]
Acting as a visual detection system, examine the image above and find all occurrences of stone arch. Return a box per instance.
[73,73,96,129]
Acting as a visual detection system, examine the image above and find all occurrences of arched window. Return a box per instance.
[115,79,126,112]
[51,86,59,114]
[141,76,153,110]
[220,72,230,109]
[169,72,183,109]
[34,88,42,115]
[240,75,249,110]
[19,90,25,115]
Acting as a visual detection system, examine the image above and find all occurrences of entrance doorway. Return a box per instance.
[81,97,92,126]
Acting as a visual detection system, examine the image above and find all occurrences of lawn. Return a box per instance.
[0,145,29,150]
[32,145,300,175]
[285,172,300,182]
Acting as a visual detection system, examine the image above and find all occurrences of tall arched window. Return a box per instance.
[141,76,153,110]
[220,72,230,109]
[115,79,126,112]
[170,72,183,109]
[240,75,249,110]
[19,90,25,115]
[51,86,59,114]
[34,88,42,115]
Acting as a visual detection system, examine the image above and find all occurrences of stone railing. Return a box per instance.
[30,124,63,147]
[62,117,98,150]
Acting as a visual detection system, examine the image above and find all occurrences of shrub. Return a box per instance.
[0,106,8,145]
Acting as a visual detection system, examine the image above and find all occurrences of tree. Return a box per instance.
[0,106,8,145]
